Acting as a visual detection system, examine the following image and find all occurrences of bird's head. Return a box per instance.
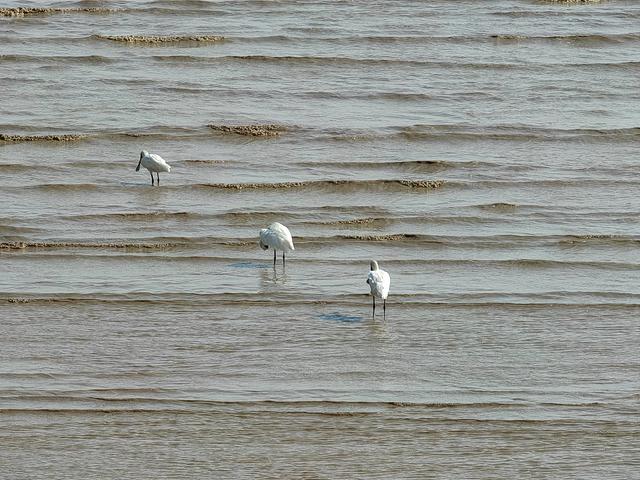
[370,260,379,271]
[259,229,269,250]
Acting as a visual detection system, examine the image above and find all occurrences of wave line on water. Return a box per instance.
[3,233,640,252]
[5,290,640,308]
[1,123,637,145]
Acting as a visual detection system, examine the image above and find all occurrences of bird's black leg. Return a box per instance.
[273,249,276,266]
[157,172,160,186]
[283,251,285,266]
[372,296,376,318]
[383,299,386,320]
[150,170,154,186]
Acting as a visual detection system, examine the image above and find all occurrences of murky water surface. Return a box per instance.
[1,1,639,478]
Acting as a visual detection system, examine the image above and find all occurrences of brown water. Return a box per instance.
[1,1,639,478]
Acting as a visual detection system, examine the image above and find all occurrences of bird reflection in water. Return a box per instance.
[259,262,288,291]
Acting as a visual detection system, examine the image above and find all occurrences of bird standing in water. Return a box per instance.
[259,222,295,266]
[136,150,171,186]
[366,260,390,318]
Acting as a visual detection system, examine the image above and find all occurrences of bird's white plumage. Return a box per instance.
[259,222,294,251]
[260,222,295,252]
[140,151,171,173]
[367,261,390,300]
[259,222,294,266]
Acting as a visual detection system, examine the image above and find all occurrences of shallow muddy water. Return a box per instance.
[1,1,639,478]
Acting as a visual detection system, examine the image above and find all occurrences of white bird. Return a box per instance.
[259,222,295,265]
[136,150,171,186]
[366,260,390,318]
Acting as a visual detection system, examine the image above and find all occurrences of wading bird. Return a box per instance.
[366,260,390,318]
[136,150,171,186]
[259,222,294,265]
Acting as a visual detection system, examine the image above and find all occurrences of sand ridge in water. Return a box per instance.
[325,217,383,225]
[94,35,225,44]
[337,233,422,241]
[0,7,118,17]
[208,124,287,136]
[537,0,604,3]
[0,241,181,250]
[0,134,86,143]
[198,179,444,190]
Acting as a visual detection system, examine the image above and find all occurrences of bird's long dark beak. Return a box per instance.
[135,159,141,172]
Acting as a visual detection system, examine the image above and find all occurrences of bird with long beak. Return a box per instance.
[136,150,171,186]
[366,260,390,318]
